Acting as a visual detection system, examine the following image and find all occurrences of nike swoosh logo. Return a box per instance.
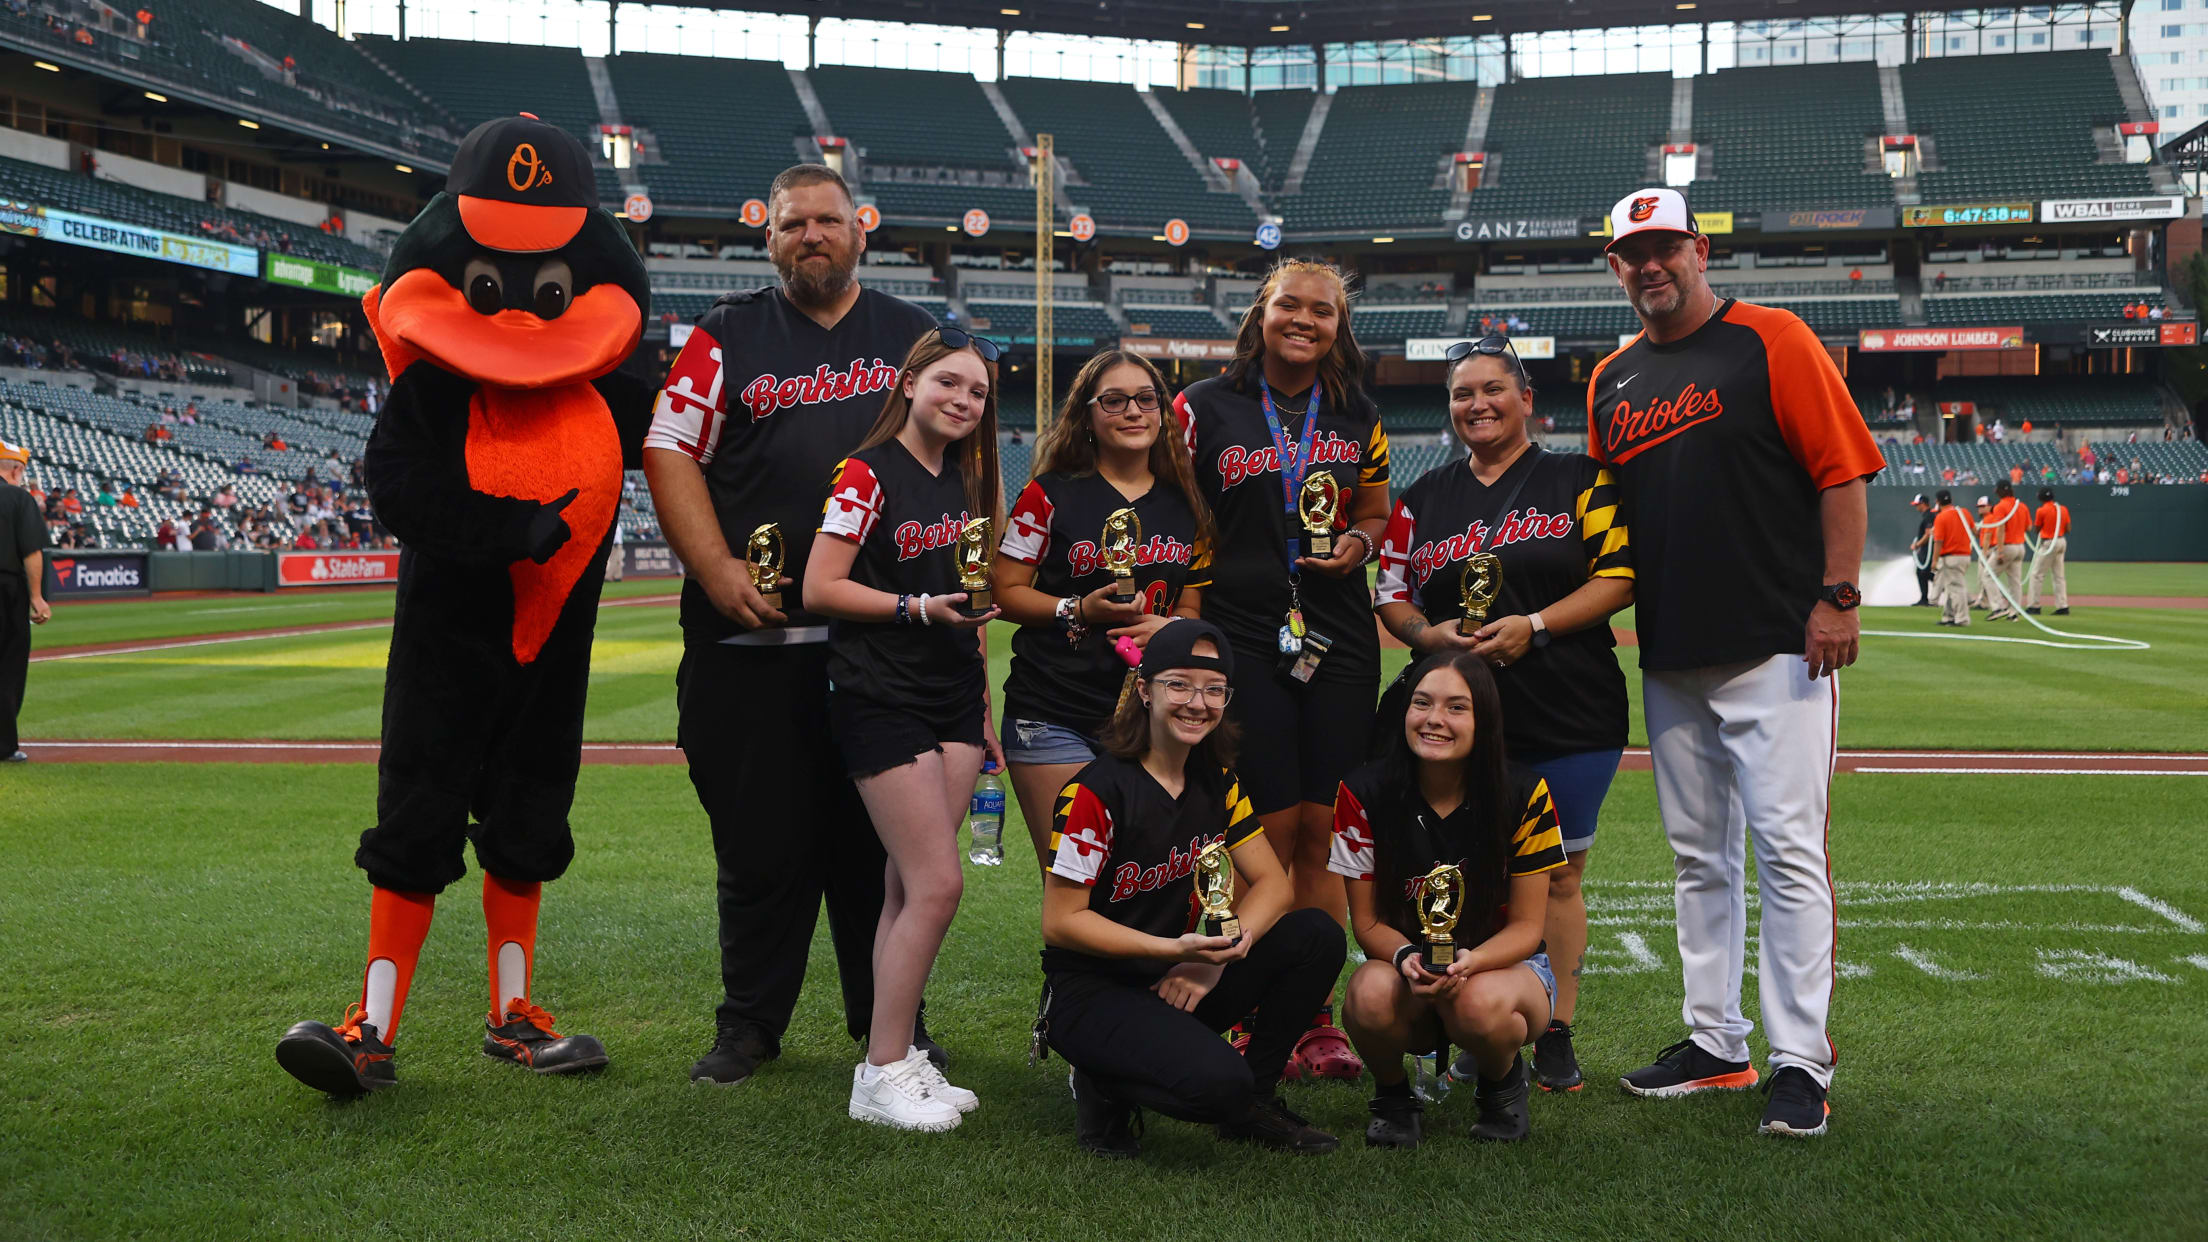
[1614,373,1639,389]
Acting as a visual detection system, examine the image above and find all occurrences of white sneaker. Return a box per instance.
[849,1056,962,1132]
[907,1046,978,1114]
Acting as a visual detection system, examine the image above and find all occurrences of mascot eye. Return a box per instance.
[463,259,503,316]
[532,259,574,319]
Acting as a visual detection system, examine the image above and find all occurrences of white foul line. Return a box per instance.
[1892,944,1983,981]
[2116,887,2207,933]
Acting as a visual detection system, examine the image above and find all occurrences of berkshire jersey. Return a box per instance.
[1586,299,1884,671]
[1375,449,1633,756]
[1044,753,1261,982]
[998,471,1205,735]
[1327,760,1565,946]
[817,441,984,717]
[1174,375,1390,679]
[644,284,938,641]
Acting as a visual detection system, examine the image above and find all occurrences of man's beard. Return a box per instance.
[777,247,857,309]
[1632,280,1686,320]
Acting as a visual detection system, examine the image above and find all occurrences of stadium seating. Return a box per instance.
[607,54,809,209]
[962,301,1116,346]
[1250,90,1316,194]
[1154,88,1261,168]
[1691,63,1894,214]
[1932,375,2167,428]
[1119,306,1232,338]
[808,65,1034,223]
[1464,303,1641,340]
[1902,51,2158,202]
[1289,80,1482,231]
[1463,73,1672,219]
[361,36,600,149]
[0,154,384,270]
[1351,305,1450,346]
[2090,439,2207,480]
[1923,293,2167,324]
[997,78,1253,231]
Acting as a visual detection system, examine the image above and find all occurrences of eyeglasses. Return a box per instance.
[1152,677,1232,707]
[1089,390,1161,414]
[934,326,1002,362]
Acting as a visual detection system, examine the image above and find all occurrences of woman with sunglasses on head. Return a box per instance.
[1371,335,1633,1095]
[806,327,1005,1132]
[994,350,1213,873]
[1171,257,1391,1081]
[1040,620,1347,1158]
[1334,651,1567,1146]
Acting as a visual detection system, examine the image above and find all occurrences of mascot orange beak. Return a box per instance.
[367,266,640,391]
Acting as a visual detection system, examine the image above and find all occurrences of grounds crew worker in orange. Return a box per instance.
[1984,481,2029,621]
[1970,496,1996,611]
[1929,490,1974,627]
[0,437,53,763]
[2026,487,2070,616]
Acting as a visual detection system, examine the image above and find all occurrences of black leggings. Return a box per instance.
[1044,908,1345,1125]
[1224,644,1377,816]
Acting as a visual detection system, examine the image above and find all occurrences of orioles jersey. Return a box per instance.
[1587,298,1884,671]
[1045,753,1260,982]
[1327,760,1564,947]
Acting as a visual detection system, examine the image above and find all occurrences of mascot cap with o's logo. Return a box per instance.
[1605,187,1699,253]
[450,113,596,254]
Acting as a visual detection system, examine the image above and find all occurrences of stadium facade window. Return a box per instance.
[2166,0,2183,11]
[2165,24,2186,36]
[2167,105,2184,117]
[2032,32,2048,43]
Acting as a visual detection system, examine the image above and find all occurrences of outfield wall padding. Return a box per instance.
[1870,486,2208,562]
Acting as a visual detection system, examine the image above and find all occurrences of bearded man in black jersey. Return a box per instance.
[644,165,942,1085]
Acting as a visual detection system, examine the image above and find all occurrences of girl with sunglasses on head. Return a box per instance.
[1171,257,1391,1081]
[1370,335,1633,1095]
[1039,620,1347,1158]
[994,350,1213,874]
[805,327,1004,1132]
[1335,651,1567,1146]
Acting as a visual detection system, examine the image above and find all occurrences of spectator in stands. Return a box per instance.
[265,432,288,452]
[213,484,237,509]
[189,511,220,551]
[235,459,259,475]
[1933,271,1948,293]
[183,402,198,424]
[118,488,139,509]
[144,423,163,445]
[59,489,81,516]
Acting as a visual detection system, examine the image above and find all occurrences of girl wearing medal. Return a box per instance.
[1171,258,1391,1080]
[994,350,1211,873]
[1371,336,1633,1094]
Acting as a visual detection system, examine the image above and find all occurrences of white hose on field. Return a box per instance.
[1864,515,2148,652]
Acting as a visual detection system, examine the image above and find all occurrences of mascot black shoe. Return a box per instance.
[276,114,650,1097]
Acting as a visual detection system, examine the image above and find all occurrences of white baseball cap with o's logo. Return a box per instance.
[1605,187,1700,252]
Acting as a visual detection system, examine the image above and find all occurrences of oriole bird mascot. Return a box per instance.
[277,114,652,1097]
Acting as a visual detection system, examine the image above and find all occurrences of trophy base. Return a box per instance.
[1457,613,1485,637]
[1306,535,1332,559]
[1111,576,1136,605]
[957,587,993,617]
[1205,915,1242,941]
[1423,941,1454,973]
[757,589,781,611]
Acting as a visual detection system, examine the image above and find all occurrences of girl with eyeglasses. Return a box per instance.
[1370,336,1633,1094]
[1038,620,1346,1158]
[993,350,1214,874]
[1172,257,1392,1081]
[805,327,1004,1131]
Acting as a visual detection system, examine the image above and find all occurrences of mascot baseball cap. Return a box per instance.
[0,437,27,465]
[1140,619,1235,683]
[1605,187,1700,253]
[449,113,596,254]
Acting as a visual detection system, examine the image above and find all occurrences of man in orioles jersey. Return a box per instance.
[1587,188,1883,1138]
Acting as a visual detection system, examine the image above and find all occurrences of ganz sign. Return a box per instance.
[1455,217,1584,242]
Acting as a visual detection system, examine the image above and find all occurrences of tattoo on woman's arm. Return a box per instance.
[1398,616,1428,648]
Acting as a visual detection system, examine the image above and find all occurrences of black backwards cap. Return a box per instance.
[1140,619,1234,682]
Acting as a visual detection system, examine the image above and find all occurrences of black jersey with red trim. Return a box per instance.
[1586,299,1884,671]
[1375,450,1633,756]
[1173,375,1390,677]
[1327,760,1564,946]
[999,472,1205,735]
[1044,753,1261,982]
[817,441,983,716]
[644,284,938,641]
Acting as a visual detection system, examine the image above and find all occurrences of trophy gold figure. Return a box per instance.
[1193,839,1240,939]
[745,522,785,610]
[1101,507,1141,604]
[1456,552,1502,636]
[1298,473,1341,558]
[1417,862,1464,972]
[956,516,994,616]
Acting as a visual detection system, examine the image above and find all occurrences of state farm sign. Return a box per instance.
[1857,327,2025,352]
[277,550,401,587]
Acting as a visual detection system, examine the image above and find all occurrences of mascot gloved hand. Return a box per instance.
[277,114,652,1097]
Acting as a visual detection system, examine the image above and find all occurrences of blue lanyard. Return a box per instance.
[1257,378,1322,572]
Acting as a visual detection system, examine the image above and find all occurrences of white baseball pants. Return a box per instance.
[1644,654,1838,1088]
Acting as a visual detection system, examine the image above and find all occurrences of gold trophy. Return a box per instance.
[745,522,785,610]
[1101,506,1141,604]
[1193,839,1240,939]
[1416,862,1464,972]
[1456,552,1502,636]
[1297,473,1340,558]
[956,516,994,616]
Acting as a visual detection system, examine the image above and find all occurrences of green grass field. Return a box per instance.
[6,568,2206,1240]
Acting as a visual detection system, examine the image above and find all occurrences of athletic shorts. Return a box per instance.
[1224,644,1377,815]
[1002,717,1100,767]
[828,690,985,779]
[1519,748,1624,855]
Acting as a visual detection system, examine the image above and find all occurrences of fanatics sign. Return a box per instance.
[1857,327,2025,352]
[46,551,150,597]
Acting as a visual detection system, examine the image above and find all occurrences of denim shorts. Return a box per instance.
[1002,717,1100,766]
[1526,951,1557,1012]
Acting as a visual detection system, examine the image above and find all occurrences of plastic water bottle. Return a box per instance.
[967,762,1005,867]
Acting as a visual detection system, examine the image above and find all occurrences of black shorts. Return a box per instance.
[830,689,986,779]
[1223,642,1376,815]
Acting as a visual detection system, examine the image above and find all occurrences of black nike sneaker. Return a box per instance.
[1218,1094,1340,1153]
[1758,1066,1830,1137]
[1364,1091,1423,1148]
[482,1000,609,1075]
[913,1007,949,1070]
[1070,1069,1142,1158]
[1533,1020,1584,1092]
[1620,1037,1759,1097]
[690,1022,775,1086]
[1470,1054,1532,1142]
[276,1003,395,1097]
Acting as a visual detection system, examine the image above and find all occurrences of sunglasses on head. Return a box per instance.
[1445,335,1521,365]
[934,326,1002,362]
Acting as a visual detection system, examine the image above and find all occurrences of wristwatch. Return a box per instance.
[1528,611,1551,649]
[1820,581,1862,611]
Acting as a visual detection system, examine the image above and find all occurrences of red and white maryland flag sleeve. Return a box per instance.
[1326,781,1377,881]
[1049,781,1115,887]
[1000,479,1054,566]
[644,329,729,465]
[819,456,886,544]
[1373,496,1417,607]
